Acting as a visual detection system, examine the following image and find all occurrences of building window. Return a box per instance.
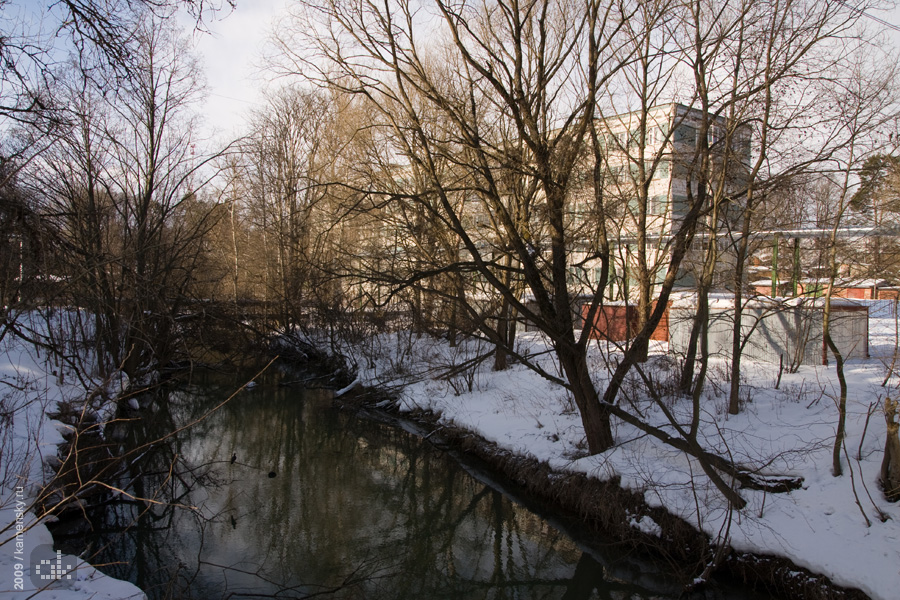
[650,195,667,215]
[658,160,670,178]
[674,124,696,146]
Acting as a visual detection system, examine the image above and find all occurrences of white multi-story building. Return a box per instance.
[566,102,751,300]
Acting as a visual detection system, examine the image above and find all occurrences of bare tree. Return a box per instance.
[242,87,336,334]
[274,0,640,452]
[0,0,238,351]
[653,0,897,416]
[25,13,222,382]
[271,0,896,509]
[802,40,899,478]
[0,0,234,130]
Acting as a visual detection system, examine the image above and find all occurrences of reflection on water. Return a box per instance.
[52,369,758,600]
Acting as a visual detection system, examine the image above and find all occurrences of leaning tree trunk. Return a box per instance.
[493,296,510,371]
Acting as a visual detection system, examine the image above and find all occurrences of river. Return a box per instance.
[50,367,769,599]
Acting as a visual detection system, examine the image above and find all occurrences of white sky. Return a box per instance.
[190,1,900,139]
[185,0,290,138]
[4,1,900,140]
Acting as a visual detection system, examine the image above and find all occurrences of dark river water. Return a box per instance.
[52,368,768,600]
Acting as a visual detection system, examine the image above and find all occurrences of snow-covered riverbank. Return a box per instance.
[4,301,900,599]
[0,324,145,599]
[346,305,900,600]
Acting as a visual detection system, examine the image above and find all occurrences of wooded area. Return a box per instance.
[2,0,900,511]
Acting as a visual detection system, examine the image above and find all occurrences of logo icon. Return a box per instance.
[30,545,75,587]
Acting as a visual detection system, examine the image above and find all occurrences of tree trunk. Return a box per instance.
[680,312,701,394]
[558,344,613,453]
[493,298,509,371]
[494,255,514,370]
[729,189,755,415]
[882,398,900,501]
[825,326,848,477]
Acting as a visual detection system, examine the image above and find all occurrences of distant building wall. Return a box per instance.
[581,302,669,342]
[833,286,875,299]
[668,304,868,365]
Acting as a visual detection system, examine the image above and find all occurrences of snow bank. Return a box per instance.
[6,306,900,599]
[349,319,900,600]
[0,319,146,599]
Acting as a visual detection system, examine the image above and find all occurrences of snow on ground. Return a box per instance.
[350,303,900,600]
[0,314,146,599]
[4,303,900,599]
